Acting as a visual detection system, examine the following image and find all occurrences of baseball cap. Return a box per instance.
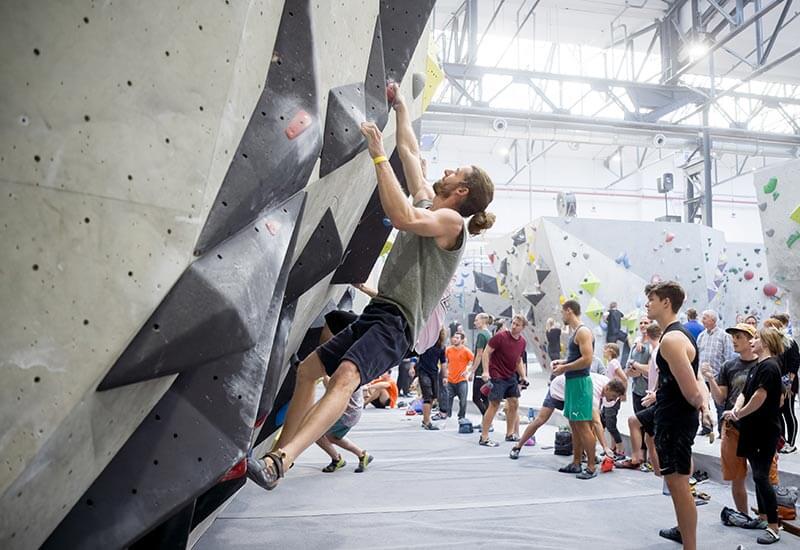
[725,323,757,338]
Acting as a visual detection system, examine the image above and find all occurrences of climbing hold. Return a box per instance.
[650,274,662,284]
[790,204,800,225]
[763,283,778,297]
[284,110,312,140]
[412,72,426,99]
[788,231,800,249]
[743,270,754,281]
[763,176,778,194]
[759,202,768,212]
[579,272,601,296]
[559,295,566,305]
[585,297,604,323]
[382,217,392,227]
[386,79,398,105]
[765,229,775,238]
[665,232,675,243]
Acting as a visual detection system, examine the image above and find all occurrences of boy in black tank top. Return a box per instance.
[644,282,705,550]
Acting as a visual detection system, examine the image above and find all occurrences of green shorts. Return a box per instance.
[327,419,352,440]
[564,375,593,421]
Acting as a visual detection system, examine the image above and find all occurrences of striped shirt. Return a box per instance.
[697,327,734,375]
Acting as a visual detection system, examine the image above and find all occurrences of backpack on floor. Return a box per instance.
[458,418,474,434]
[554,429,572,456]
[720,506,751,527]
[774,485,798,508]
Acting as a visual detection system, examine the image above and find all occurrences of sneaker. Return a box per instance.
[779,444,797,454]
[524,436,536,447]
[421,422,440,431]
[658,526,682,544]
[479,438,499,447]
[757,527,780,544]
[640,462,654,472]
[354,452,373,473]
[509,447,521,460]
[321,455,346,473]
[698,426,711,436]
[505,434,520,442]
[431,412,447,421]
[576,468,597,480]
[558,462,582,474]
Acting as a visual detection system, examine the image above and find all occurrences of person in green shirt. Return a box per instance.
[467,313,494,415]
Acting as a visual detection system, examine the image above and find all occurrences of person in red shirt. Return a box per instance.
[479,315,528,446]
[445,333,474,420]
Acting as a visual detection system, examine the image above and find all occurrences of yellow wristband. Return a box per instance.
[372,155,388,165]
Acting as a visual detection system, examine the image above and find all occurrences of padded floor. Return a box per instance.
[196,406,776,549]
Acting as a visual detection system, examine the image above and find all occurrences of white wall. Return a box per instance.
[425,137,775,244]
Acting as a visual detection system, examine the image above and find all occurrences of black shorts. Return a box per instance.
[370,396,389,409]
[317,302,411,386]
[635,405,656,436]
[655,421,697,476]
[488,377,520,402]
[324,310,358,335]
[418,370,438,403]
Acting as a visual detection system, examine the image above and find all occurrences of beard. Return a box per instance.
[433,179,449,198]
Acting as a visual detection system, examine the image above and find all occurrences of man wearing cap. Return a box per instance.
[701,323,773,521]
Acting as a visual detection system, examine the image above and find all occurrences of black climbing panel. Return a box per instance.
[524,291,545,307]
[194,0,321,255]
[379,0,437,84]
[473,271,499,295]
[44,195,304,550]
[283,208,343,304]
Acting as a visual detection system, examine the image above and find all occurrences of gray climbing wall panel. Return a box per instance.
[458,217,776,366]
[754,160,800,315]
[0,0,437,548]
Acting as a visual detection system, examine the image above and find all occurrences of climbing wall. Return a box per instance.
[754,159,800,315]
[0,1,437,548]
[483,217,776,366]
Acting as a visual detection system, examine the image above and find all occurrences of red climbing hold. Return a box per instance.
[285,110,312,140]
[744,270,754,281]
[763,283,778,297]
[386,80,398,105]
[219,458,247,482]
[665,232,675,243]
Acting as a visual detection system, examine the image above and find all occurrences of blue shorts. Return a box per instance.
[542,390,564,411]
[488,377,520,402]
[317,301,411,386]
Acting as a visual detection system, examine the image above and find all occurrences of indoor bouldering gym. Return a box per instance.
[3,1,800,549]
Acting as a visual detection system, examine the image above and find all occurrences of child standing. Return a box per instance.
[601,343,628,458]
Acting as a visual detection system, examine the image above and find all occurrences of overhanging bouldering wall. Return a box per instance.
[0,1,438,548]
[754,159,800,316]
[487,217,776,366]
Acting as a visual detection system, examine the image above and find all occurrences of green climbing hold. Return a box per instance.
[790,204,800,225]
[788,232,800,249]
[763,177,777,194]
[773,192,780,201]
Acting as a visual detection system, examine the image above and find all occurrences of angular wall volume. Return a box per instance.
[0,1,437,548]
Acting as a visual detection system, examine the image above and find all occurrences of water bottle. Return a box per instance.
[528,407,535,421]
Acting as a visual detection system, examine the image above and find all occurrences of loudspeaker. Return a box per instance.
[657,172,674,193]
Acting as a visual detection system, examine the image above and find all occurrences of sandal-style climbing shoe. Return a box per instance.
[355,452,373,473]
[247,450,286,491]
[614,458,642,470]
[505,434,520,442]
[558,462,582,474]
[757,527,780,545]
[322,455,346,473]
[509,447,521,460]
[479,438,499,447]
[658,526,682,544]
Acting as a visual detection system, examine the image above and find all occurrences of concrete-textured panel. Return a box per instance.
[754,159,800,314]
[43,194,303,550]
[456,217,776,366]
[1,0,437,546]
[0,1,284,547]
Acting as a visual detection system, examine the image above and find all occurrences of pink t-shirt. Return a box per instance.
[647,345,659,392]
